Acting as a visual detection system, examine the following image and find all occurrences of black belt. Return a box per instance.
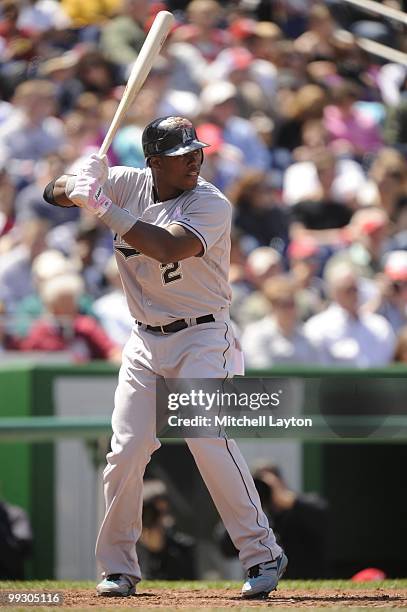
[138,314,215,334]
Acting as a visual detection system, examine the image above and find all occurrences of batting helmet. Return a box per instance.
[142,116,209,159]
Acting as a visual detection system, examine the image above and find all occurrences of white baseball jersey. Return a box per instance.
[103,166,232,326]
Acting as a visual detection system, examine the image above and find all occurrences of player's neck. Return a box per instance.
[153,180,184,203]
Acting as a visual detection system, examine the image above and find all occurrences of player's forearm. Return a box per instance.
[122,221,199,263]
[44,175,76,207]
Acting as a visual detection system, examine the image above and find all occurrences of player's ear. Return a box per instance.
[149,156,162,170]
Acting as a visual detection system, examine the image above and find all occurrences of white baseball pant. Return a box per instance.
[95,319,282,580]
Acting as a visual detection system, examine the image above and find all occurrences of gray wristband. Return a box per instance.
[100,202,138,237]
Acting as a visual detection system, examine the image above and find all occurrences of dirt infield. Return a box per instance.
[59,587,407,608]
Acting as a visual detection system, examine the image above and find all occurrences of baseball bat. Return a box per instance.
[98,10,175,157]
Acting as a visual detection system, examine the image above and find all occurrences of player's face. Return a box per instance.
[152,149,203,199]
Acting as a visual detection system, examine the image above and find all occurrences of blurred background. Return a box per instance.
[0,0,406,583]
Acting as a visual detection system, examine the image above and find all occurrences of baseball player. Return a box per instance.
[44,116,287,599]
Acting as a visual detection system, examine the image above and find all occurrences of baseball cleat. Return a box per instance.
[96,574,137,597]
[241,553,288,599]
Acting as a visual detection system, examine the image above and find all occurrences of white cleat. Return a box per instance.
[241,553,288,599]
[96,573,137,597]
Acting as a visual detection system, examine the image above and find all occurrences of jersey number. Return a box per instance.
[160,262,182,285]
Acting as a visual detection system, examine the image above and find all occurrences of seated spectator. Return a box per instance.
[274,84,328,153]
[232,246,283,330]
[172,0,229,62]
[294,4,337,60]
[15,153,80,227]
[323,80,383,157]
[197,123,244,192]
[283,148,366,208]
[0,0,37,65]
[288,151,355,246]
[137,480,197,580]
[12,249,93,338]
[328,208,390,279]
[288,237,325,320]
[229,170,288,251]
[304,262,395,367]
[100,0,147,67]
[242,275,321,367]
[21,273,121,362]
[93,256,134,347]
[200,81,271,171]
[0,218,49,310]
[364,251,407,334]
[0,80,65,180]
[357,148,407,231]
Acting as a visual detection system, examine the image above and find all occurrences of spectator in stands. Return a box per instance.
[93,256,134,347]
[0,80,65,179]
[229,170,288,251]
[304,262,395,366]
[197,123,244,192]
[15,153,79,226]
[242,275,320,367]
[288,237,325,320]
[357,148,407,233]
[173,0,228,62]
[0,217,49,310]
[294,4,337,60]
[200,81,271,171]
[283,147,366,208]
[22,273,121,362]
[288,151,355,246]
[323,80,383,157]
[100,0,147,67]
[232,246,283,330]
[364,251,407,334]
[274,84,328,153]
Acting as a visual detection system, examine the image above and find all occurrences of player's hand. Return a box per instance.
[69,154,110,212]
[69,176,112,216]
[78,153,109,184]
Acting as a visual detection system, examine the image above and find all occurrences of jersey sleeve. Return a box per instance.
[103,166,147,214]
[170,192,231,255]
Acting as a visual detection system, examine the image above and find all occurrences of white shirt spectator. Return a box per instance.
[283,159,366,205]
[304,303,395,367]
[242,315,321,368]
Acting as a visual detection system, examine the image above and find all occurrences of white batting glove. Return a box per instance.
[68,154,110,213]
[70,179,113,217]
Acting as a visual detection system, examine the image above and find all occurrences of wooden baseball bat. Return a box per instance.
[99,10,175,157]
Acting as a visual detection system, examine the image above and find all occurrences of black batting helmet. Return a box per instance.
[142,116,209,159]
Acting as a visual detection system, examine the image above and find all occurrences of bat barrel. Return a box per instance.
[99,11,174,158]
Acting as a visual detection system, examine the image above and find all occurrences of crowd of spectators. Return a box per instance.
[0,0,406,366]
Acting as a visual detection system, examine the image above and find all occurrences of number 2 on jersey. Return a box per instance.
[160,262,183,285]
